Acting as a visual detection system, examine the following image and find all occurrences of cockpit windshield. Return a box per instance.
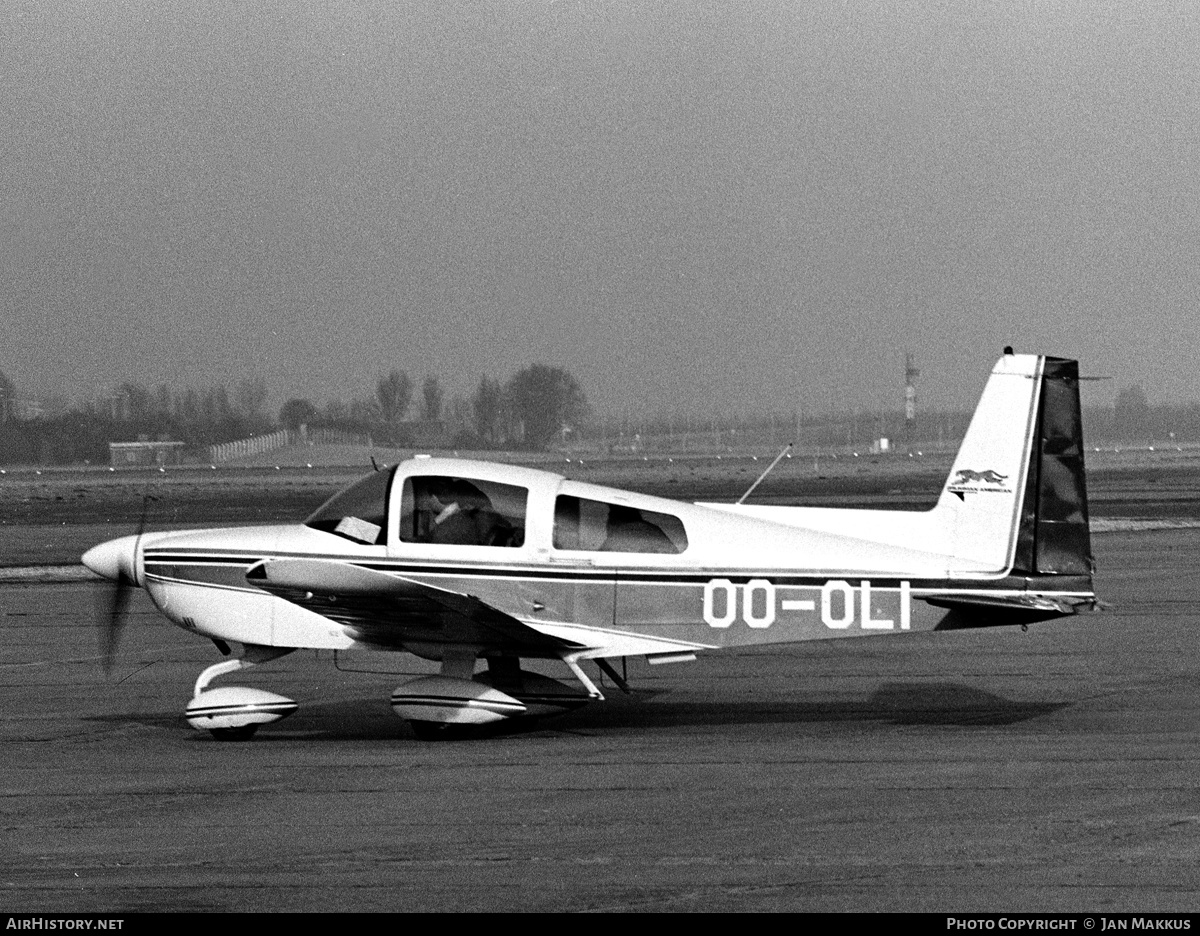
[304,467,394,545]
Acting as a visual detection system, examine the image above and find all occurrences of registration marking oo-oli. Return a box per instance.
[703,578,912,631]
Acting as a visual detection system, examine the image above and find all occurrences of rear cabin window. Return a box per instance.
[304,468,394,545]
[399,476,527,548]
[553,496,688,554]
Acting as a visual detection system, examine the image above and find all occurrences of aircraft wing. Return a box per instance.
[246,558,582,655]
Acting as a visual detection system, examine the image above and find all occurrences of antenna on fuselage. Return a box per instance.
[736,442,793,505]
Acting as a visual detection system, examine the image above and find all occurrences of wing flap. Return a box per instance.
[246,558,581,654]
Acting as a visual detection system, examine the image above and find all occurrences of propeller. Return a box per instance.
[88,492,153,674]
[100,564,137,674]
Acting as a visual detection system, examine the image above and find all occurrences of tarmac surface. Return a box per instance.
[2,467,1200,911]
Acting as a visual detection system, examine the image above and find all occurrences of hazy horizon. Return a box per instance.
[5,1,1198,418]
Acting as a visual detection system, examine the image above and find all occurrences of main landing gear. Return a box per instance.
[183,645,628,742]
[390,652,613,741]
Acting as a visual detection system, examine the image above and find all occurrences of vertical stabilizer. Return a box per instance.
[936,353,1042,572]
[934,353,1093,584]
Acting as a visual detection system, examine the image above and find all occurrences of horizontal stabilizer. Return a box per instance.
[924,593,1094,616]
[924,591,1097,629]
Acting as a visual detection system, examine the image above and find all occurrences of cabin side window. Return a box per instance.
[553,496,688,554]
[304,467,394,545]
[399,476,527,548]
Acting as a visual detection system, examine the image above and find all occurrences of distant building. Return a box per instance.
[109,440,186,467]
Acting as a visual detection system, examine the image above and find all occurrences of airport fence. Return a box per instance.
[207,426,374,464]
[208,429,293,464]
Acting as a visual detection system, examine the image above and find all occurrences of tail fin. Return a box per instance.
[937,352,1093,583]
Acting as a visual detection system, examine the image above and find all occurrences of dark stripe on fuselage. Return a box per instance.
[143,564,254,589]
[143,550,1092,596]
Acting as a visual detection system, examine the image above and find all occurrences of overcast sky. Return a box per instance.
[3,1,1198,418]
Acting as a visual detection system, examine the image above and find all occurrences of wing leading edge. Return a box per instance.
[246,558,582,656]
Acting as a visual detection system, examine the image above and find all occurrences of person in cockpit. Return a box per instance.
[422,478,515,547]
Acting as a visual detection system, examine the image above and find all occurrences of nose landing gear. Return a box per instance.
[185,646,298,741]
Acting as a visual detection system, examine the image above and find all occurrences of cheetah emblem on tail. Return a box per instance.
[952,469,1008,485]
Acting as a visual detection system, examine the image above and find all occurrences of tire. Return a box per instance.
[210,724,259,742]
[409,720,479,741]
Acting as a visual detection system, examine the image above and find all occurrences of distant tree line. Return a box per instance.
[0,376,275,464]
[281,363,589,451]
[5,364,1188,467]
[0,364,590,465]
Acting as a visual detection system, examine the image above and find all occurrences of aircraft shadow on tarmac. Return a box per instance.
[554,682,1067,731]
[86,682,1066,742]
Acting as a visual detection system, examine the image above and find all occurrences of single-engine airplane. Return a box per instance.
[83,351,1097,740]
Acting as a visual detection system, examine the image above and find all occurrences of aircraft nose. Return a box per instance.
[82,536,139,583]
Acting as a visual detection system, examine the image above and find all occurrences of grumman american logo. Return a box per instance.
[948,468,1012,497]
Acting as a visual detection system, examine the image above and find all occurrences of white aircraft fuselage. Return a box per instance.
[82,353,1098,739]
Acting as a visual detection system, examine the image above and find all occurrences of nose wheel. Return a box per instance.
[185,646,297,741]
[210,725,261,742]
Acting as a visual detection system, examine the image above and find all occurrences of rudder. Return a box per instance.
[1011,357,1093,578]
